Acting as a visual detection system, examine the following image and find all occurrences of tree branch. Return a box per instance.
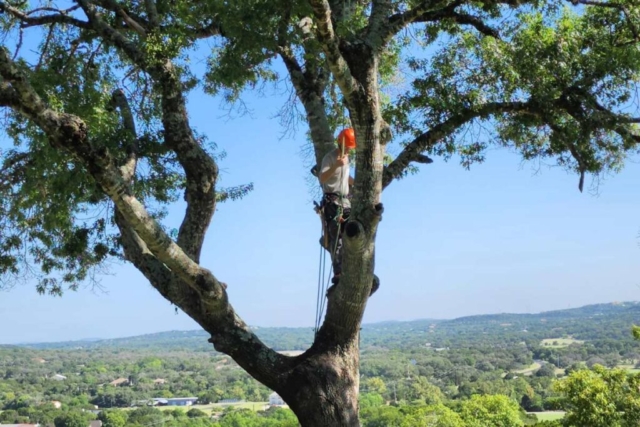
[0,81,21,109]
[115,211,292,388]
[307,0,359,103]
[382,101,533,188]
[0,1,90,29]
[91,0,147,36]
[442,11,500,38]
[0,48,211,298]
[570,0,640,43]
[277,14,335,168]
[75,0,145,63]
[108,88,138,181]
[145,0,159,28]
[383,0,452,42]
[0,48,292,389]
[367,0,395,47]
[78,0,218,262]
[186,21,225,39]
[377,0,499,47]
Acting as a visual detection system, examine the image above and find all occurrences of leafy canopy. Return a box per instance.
[0,0,638,295]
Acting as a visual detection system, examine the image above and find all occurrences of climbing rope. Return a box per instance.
[314,219,343,336]
[313,133,349,336]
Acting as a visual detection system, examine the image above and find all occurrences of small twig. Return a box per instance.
[12,27,22,60]
[26,5,81,15]
[35,24,55,72]
[61,39,81,74]
[82,40,104,75]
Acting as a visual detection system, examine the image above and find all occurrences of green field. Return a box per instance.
[616,364,640,374]
[541,338,583,348]
[513,362,541,376]
[127,402,269,413]
[530,411,566,421]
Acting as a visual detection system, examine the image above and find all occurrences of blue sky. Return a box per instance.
[1,31,640,345]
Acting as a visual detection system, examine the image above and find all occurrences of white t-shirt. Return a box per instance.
[320,149,351,208]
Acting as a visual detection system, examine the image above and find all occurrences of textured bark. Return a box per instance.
[319,45,385,344]
[281,342,361,427]
[109,89,138,181]
[308,0,359,104]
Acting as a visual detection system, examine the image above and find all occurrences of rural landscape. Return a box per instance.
[1,0,640,425]
[2,302,640,426]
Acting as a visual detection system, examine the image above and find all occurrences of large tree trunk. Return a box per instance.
[268,56,385,427]
[278,340,361,427]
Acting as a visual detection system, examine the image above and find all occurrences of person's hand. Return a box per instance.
[335,155,348,167]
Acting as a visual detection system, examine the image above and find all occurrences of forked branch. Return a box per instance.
[375,0,500,48]
[382,101,534,188]
[0,47,293,389]
[307,0,360,104]
[0,1,90,28]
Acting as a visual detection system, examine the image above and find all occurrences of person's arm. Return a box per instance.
[319,162,338,184]
[319,155,348,184]
[349,176,354,186]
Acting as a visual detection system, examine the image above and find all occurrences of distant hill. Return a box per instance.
[11,302,640,352]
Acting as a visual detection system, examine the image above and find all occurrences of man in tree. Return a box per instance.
[319,128,380,296]
[319,128,355,292]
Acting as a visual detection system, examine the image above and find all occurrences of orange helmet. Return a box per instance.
[337,128,356,150]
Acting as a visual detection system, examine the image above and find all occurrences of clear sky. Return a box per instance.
[1,38,640,345]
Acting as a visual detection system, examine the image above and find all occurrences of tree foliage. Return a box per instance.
[555,365,640,427]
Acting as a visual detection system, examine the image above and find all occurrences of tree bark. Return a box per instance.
[278,341,361,427]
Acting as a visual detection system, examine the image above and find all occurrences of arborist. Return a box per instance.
[319,128,355,293]
[316,128,380,297]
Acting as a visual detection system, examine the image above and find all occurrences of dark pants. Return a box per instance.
[322,198,350,277]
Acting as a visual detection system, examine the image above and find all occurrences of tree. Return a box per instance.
[400,404,465,427]
[554,365,640,427]
[126,407,165,426]
[535,364,557,378]
[363,377,387,395]
[458,394,524,427]
[187,408,208,418]
[54,412,93,427]
[0,409,26,424]
[98,409,129,427]
[1,0,639,426]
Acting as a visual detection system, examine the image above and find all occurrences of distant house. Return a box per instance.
[109,377,129,387]
[51,400,62,409]
[153,378,166,385]
[89,421,103,427]
[152,397,198,407]
[0,424,41,427]
[269,392,285,407]
[52,374,67,381]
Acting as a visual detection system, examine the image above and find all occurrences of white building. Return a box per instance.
[268,392,285,407]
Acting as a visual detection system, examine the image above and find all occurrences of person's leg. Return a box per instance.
[323,202,343,278]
